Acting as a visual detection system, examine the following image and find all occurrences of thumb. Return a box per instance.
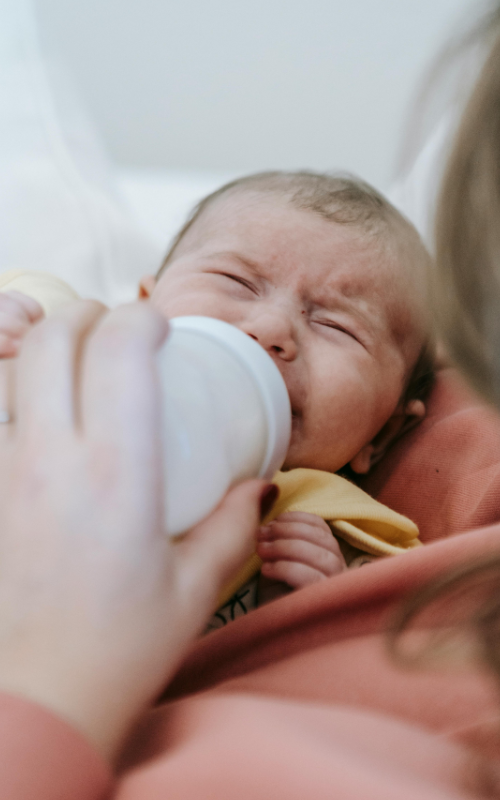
[175,479,274,610]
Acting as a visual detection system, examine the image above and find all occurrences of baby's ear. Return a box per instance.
[138,274,156,299]
[349,399,426,475]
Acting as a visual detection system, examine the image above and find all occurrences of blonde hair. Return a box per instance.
[434,5,500,405]
[393,10,500,791]
[158,170,425,270]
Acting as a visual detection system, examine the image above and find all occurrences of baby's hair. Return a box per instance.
[158,170,423,272]
[157,170,435,404]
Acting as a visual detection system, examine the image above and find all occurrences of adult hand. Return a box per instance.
[0,300,268,761]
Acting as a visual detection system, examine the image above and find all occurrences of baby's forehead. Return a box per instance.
[178,188,386,261]
[174,189,428,353]
[183,189,299,239]
[193,189,411,279]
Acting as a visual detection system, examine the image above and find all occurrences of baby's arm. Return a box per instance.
[0,291,44,357]
[256,511,347,595]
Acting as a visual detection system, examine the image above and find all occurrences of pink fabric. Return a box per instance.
[161,525,500,745]
[117,695,477,800]
[360,368,500,542]
[3,367,500,799]
[0,692,111,800]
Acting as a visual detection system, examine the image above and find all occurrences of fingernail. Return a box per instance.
[258,525,272,540]
[260,484,279,521]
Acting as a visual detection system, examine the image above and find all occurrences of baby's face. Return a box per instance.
[144,193,426,474]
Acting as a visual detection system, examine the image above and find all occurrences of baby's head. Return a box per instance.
[140,171,433,476]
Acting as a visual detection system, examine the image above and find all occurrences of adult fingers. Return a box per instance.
[175,479,268,613]
[82,302,169,452]
[16,301,106,437]
[81,304,169,538]
[257,537,344,577]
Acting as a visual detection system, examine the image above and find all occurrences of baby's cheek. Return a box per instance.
[296,395,376,472]
[151,287,233,324]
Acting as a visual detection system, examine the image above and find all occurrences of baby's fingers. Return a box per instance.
[0,291,44,324]
[257,537,346,578]
[0,333,22,358]
[260,560,332,589]
[0,292,45,359]
[259,517,342,555]
[0,313,34,358]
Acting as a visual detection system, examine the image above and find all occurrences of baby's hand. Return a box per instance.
[256,511,347,590]
[0,291,44,358]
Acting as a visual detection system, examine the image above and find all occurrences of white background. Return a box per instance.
[35,0,477,192]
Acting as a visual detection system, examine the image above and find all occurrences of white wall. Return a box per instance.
[34,0,477,191]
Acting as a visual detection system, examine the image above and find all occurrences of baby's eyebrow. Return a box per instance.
[310,287,370,315]
[204,251,262,274]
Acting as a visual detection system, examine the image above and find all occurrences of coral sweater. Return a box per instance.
[1,525,498,800]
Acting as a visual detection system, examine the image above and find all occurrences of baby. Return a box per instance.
[0,171,433,608]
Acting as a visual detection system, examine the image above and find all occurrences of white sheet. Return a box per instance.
[117,168,237,255]
[1,0,449,309]
[0,0,163,306]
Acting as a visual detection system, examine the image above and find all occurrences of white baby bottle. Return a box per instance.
[157,316,291,536]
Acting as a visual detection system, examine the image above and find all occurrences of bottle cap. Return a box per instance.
[169,316,291,478]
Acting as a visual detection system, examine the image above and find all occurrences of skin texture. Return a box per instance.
[140,192,427,589]
[0,300,268,761]
[142,193,426,476]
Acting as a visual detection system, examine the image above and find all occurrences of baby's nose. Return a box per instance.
[241,312,297,361]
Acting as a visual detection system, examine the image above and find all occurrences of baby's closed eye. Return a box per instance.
[211,271,258,296]
[312,317,359,342]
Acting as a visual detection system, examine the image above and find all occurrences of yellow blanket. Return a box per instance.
[219,468,420,606]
